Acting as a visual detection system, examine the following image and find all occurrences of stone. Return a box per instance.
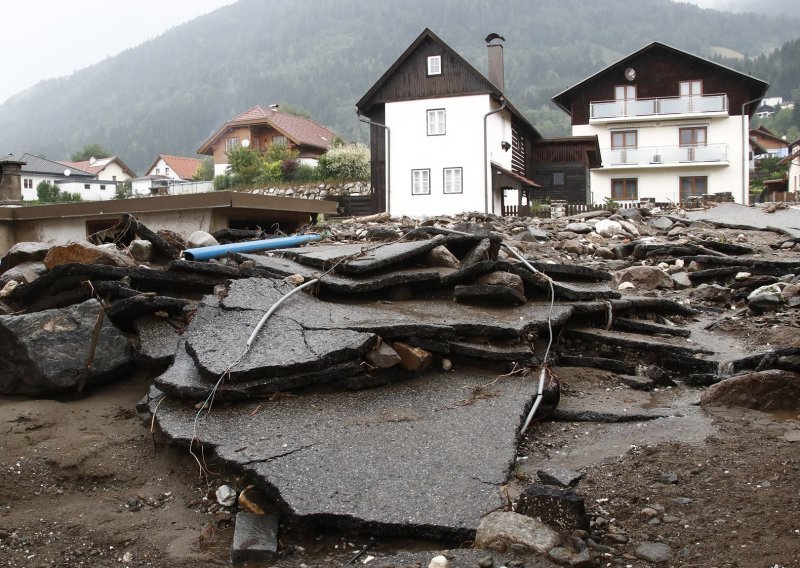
[537,468,583,488]
[474,511,562,555]
[563,240,584,255]
[594,247,616,260]
[391,341,433,372]
[0,261,46,286]
[43,241,135,269]
[238,486,275,515]
[617,281,635,291]
[610,266,673,291]
[0,299,132,395]
[594,219,622,238]
[128,239,153,262]
[0,280,19,299]
[476,271,525,297]
[525,226,549,241]
[454,284,527,306]
[187,230,219,248]
[700,370,800,411]
[648,217,674,231]
[635,541,671,563]
[424,245,460,268]
[428,556,449,568]
[670,272,692,289]
[564,223,593,234]
[748,284,784,313]
[660,472,678,484]
[216,484,237,507]
[461,238,498,270]
[617,219,640,237]
[691,283,732,304]
[366,226,399,240]
[231,511,278,563]
[619,208,643,222]
[1,241,52,271]
[364,342,402,369]
[516,485,590,532]
[585,232,607,245]
[781,283,800,306]
[477,555,494,568]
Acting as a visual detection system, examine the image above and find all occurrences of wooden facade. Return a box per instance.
[528,137,601,204]
[553,43,769,125]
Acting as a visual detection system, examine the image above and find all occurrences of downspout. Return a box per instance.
[741,96,764,205]
[358,114,390,215]
[484,97,507,214]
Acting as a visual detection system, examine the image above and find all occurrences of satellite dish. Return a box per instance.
[241,139,250,148]
[63,168,71,177]
[89,156,96,165]
[624,67,636,81]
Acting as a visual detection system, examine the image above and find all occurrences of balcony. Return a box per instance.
[602,144,728,168]
[590,94,728,122]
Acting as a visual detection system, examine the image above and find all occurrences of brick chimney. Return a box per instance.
[486,33,505,92]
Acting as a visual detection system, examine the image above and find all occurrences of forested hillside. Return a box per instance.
[1,0,797,173]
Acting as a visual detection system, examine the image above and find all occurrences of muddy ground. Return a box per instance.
[1,214,799,567]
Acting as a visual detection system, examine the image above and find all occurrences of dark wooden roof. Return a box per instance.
[552,41,769,118]
[356,28,540,139]
[531,136,602,168]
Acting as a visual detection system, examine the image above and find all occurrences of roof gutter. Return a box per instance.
[484,97,507,214]
[357,114,390,215]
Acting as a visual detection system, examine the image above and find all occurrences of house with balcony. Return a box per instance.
[552,42,769,205]
[198,106,338,177]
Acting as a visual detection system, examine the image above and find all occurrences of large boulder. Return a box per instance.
[594,219,623,238]
[0,299,132,395]
[611,266,673,291]
[43,241,135,269]
[474,511,562,554]
[1,241,52,271]
[700,370,800,411]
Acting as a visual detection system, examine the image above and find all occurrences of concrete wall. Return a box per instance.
[574,114,748,203]
[385,93,509,216]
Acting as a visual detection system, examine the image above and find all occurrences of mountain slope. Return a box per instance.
[0,0,796,173]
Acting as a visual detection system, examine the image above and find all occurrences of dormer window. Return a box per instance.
[427,55,441,76]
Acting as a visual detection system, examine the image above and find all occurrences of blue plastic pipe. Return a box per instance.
[183,234,321,261]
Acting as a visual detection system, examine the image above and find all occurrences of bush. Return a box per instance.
[36,181,60,202]
[213,174,232,191]
[292,163,320,183]
[113,180,133,200]
[317,144,370,180]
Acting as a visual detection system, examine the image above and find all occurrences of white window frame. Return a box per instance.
[427,55,441,76]
[443,167,463,194]
[225,137,240,152]
[23,178,33,189]
[411,169,430,195]
[427,109,446,136]
[165,167,170,176]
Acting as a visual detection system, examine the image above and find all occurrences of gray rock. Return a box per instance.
[424,245,460,268]
[231,511,278,563]
[648,217,674,231]
[516,485,590,532]
[594,219,623,238]
[133,316,181,366]
[0,299,132,395]
[670,271,692,289]
[619,208,643,222]
[594,247,616,260]
[701,370,800,411]
[563,240,584,255]
[564,223,592,234]
[617,220,640,237]
[461,238,498,270]
[0,261,46,286]
[611,266,673,291]
[477,271,525,297]
[691,283,732,304]
[454,283,527,306]
[43,241,135,269]
[364,342,402,369]
[537,468,583,488]
[525,226,549,241]
[672,497,692,505]
[748,284,784,313]
[187,230,219,248]
[1,241,52,271]
[635,542,672,563]
[475,511,562,554]
[660,472,679,484]
[128,239,153,262]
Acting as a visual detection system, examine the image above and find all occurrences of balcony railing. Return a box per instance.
[590,94,728,120]
[603,143,728,166]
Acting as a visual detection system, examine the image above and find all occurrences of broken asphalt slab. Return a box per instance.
[150,367,537,540]
[684,202,800,238]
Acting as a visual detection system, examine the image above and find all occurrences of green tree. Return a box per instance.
[70,143,112,162]
[113,179,133,200]
[36,181,60,202]
[317,144,370,180]
[192,157,215,181]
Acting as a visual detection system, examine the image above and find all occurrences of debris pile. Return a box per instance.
[0,202,798,566]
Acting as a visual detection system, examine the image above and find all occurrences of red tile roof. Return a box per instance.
[144,155,203,180]
[58,156,136,178]
[198,106,337,155]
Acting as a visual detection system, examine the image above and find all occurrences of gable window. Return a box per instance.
[427,55,442,76]
[155,168,160,175]
[23,178,33,189]
[226,137,240,152]
[611,178,638,201]
[411,169,430,195]
[553,172,565,186]
[165,167,170,176]
[112,175,117,181]
[427,109,446,136]
[443,167,462,194]
[680,176,707,203]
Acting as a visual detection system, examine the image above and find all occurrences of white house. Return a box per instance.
[59,156,136,183]
[783,137,800,197]
[552,42,769,205]
[6,153,95,201]
[132,154,211,196]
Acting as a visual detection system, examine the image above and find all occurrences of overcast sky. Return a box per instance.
[0,0,235,104]
[0,0,766,105]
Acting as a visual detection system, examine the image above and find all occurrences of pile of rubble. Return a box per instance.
[0,202,798,566]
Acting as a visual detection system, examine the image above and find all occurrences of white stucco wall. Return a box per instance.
[574,114,749,204]
[96,162,133,182]
[147,158,182,180]
[57,180,117,201]
[386,94,510,217]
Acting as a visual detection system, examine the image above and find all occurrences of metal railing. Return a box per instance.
[591,94,728,120]
[603,143,728,166]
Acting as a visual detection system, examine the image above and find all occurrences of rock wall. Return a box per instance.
[244,181,372,201]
